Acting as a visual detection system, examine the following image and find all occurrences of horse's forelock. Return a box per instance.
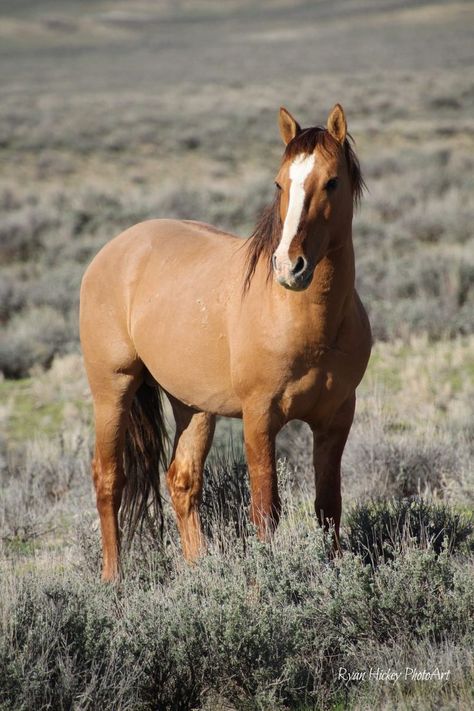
[284,126,331,159]
[285,128,364,201]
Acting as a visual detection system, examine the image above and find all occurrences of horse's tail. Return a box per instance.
[120,383,170,542]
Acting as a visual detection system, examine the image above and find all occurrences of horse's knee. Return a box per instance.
[167,461,202,519]
[167,459,205,561]
[95,464,126,514]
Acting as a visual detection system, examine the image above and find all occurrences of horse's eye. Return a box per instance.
[274,181,282,191]
[325,177,339,191]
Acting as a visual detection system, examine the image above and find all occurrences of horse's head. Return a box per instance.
[272,104,363,291]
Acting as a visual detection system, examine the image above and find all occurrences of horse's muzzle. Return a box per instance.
[272,254,313,291]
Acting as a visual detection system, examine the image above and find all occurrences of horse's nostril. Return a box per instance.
[293,256,307,276]
[272,254,278,270]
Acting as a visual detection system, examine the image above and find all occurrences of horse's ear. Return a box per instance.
[279,107,301,145]
[327,104,347,144]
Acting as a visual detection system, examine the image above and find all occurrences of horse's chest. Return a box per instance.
[274,346,361,423]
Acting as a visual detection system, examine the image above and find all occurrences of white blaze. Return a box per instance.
[274,153,315,263]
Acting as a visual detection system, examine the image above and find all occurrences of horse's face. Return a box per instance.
[272,105,353,291]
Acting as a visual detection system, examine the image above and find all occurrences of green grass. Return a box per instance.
[0,378,86,442]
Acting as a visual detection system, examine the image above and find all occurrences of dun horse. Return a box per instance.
[80,104,371,581]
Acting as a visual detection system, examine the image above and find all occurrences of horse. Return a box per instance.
[80,103,371,581]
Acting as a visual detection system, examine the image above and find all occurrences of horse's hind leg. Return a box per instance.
[166,398,215,561]
[90,368,142,581]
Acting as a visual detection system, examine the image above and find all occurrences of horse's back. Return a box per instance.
[84,218,239,273]
[81,218,243,306]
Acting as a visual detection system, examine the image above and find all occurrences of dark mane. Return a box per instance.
[243,126,365,290]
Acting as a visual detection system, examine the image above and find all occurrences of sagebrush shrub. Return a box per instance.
[1,493,473,711]
[344,497,473,565]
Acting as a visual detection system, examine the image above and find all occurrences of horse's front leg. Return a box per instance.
[307,394,356,550]
[242,404,282,540]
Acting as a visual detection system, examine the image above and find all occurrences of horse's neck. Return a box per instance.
[310,236,355,306]
[282,235,355,346]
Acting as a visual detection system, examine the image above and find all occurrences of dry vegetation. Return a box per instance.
[0,1,473,709]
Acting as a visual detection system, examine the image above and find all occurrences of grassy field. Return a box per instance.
[1,1,473,709]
